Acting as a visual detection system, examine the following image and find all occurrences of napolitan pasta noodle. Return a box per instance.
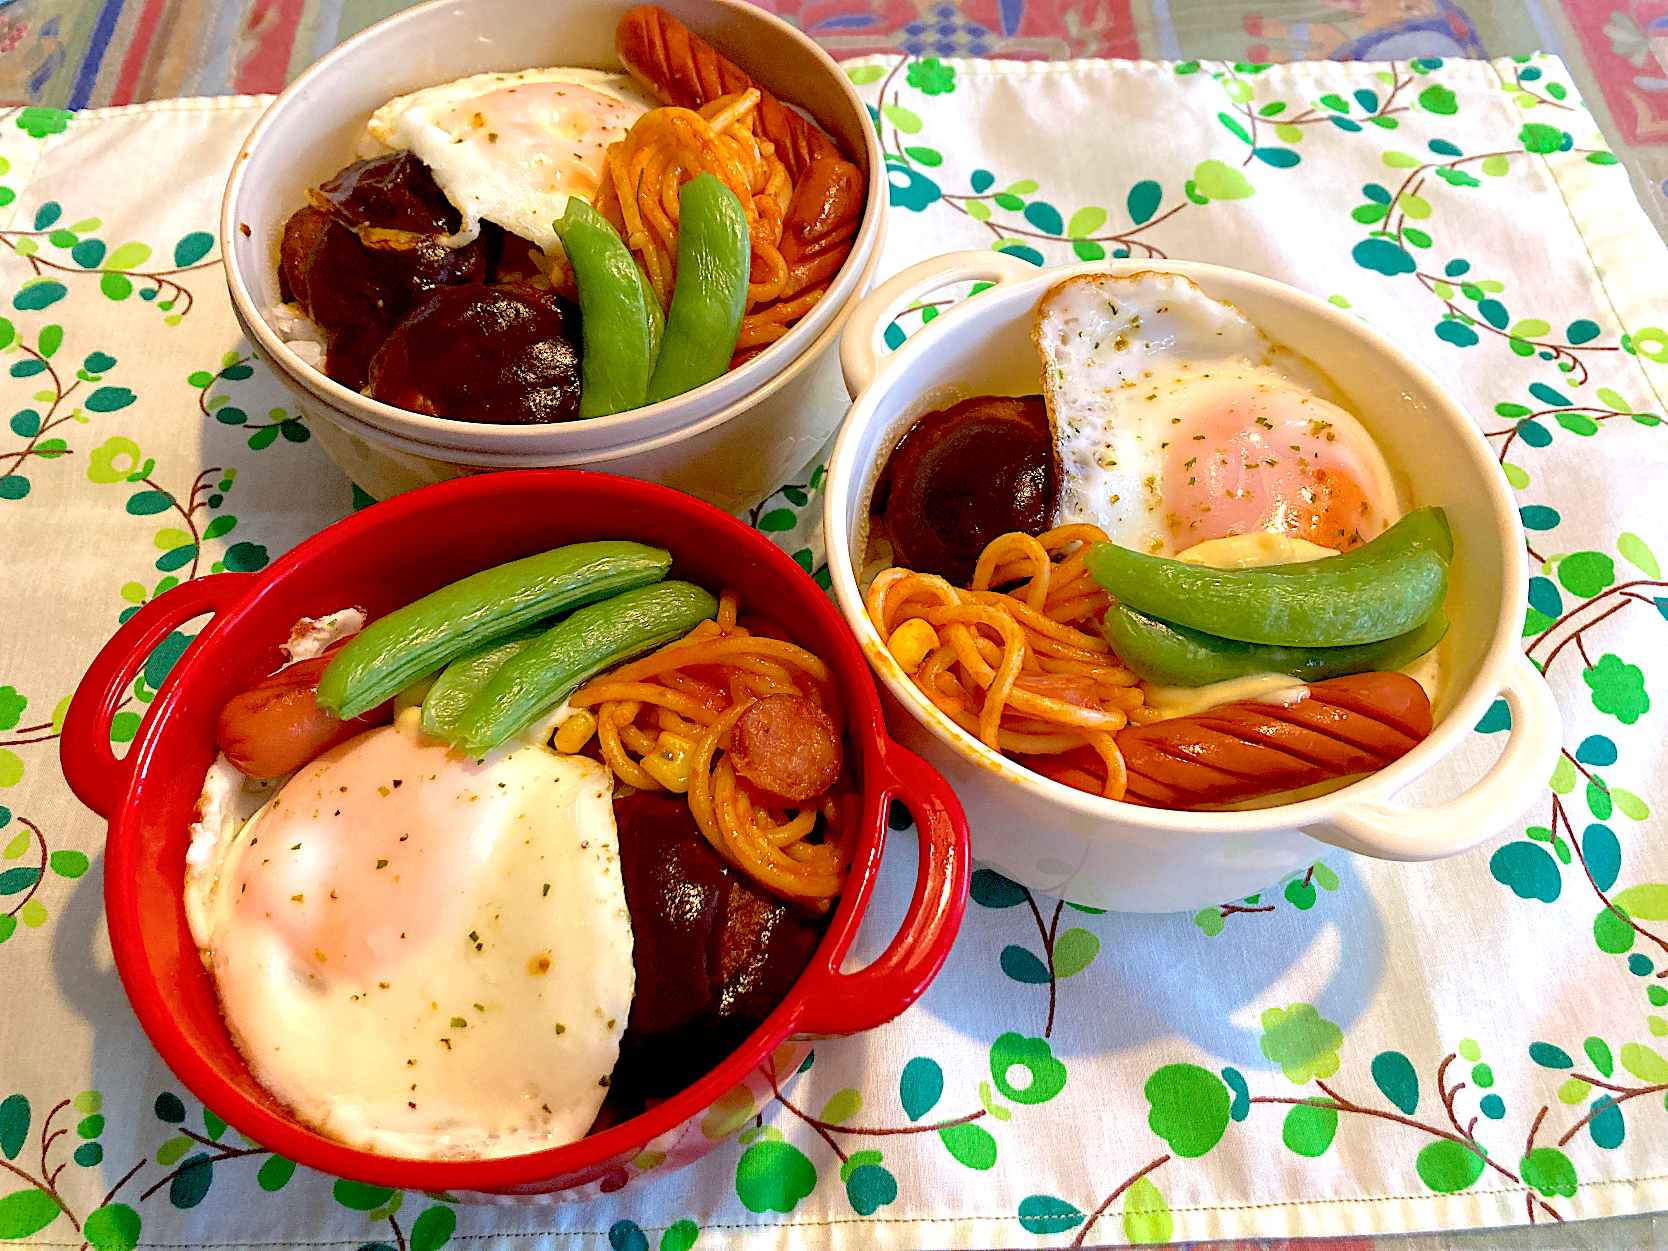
[595,89,832,361]
[567,589,855,903]
[865,526,1156,803]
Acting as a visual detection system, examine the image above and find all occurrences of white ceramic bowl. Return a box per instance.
[221,0,886,509]
[824,250,1561,912]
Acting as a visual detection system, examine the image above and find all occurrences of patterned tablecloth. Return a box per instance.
[4,45,1668,1251]
[3,0,1668,246]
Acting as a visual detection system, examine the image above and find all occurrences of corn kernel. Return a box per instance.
[392,674,436,716]
[888,619,940,674]
[395,704,424,739]
[641,732,696,793]
[551,709,598,755]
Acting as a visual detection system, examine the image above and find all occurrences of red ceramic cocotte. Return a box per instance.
[61,469,969,1200]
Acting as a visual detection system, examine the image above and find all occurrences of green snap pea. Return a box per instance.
[450,581,719,755]
[645,174,750,406]
[316,541,672,720]
[1101,602,1449,688]
[420,627,545,743]
[555,198,662,418]
[1085,507,1453,648]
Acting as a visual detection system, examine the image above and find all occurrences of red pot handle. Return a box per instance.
[60,574,251,819]
[792,741,970,1038]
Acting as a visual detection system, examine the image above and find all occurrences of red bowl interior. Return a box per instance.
[98,469,964,1194]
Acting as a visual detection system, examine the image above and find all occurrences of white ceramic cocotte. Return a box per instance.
[824,250,1561,912]
[221,0,885,509]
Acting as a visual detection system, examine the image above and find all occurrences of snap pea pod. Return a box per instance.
[450,580,719,754]
[317,541,672,720]
[1085,507,1453,648]
[555,198,662,418]
[644,174,750,406]
[1101,602,1449,688]
[420,626,545,743]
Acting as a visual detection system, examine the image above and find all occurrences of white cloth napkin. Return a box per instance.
[2,50,1668,1250]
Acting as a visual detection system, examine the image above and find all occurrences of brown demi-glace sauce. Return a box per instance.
[598,792,826,1121]
[278,152,584,420]
[364,285,583,425]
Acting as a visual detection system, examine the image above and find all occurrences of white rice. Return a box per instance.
[282,608,365,662]
[263,300,327,372]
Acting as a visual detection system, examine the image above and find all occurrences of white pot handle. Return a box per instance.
[1300,651,1561,861]
[840,249,1038,397]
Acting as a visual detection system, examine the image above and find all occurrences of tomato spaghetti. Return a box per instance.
[593,89,832,358]
[866,526,1154,801]
[565,589,854,904]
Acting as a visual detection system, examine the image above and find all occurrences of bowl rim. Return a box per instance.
[824,256,1529,834]
[101,469,947,1192]
[219,0,886,446]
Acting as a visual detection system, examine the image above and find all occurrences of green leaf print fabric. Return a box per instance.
[3,52,1668,1249]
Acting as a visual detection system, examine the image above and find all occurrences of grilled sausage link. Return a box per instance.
[616,6,867,256]
[215,650,394,780]
[779,149,865,256]
[1115,672,1433,809]
[617,4,841,179]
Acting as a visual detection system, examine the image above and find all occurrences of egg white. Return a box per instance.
[365,67,657,255]
[189,708,632,1160]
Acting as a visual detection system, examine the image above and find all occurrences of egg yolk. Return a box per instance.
[1161,386,1387,551]
[229,725,498,983]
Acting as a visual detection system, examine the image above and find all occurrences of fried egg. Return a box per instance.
[365,68,657,255]
[1036,272,1401,556]
[187,707,632,1160]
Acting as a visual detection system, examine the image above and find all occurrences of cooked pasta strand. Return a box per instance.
[560,587,850,904]
[868,527,1143,795]
[599,91,837,354]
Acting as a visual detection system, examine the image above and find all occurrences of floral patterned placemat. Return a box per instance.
[3,49,1668,1250]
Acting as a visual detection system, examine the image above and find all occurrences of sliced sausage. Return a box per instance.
[778,151,864,252]
[617,5,840,180]
[1016,673,1432,808]
[1289,670,1434,738]
[729,693,842,803]
[1184,707,1385,773]
[1015,746,1110,796]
